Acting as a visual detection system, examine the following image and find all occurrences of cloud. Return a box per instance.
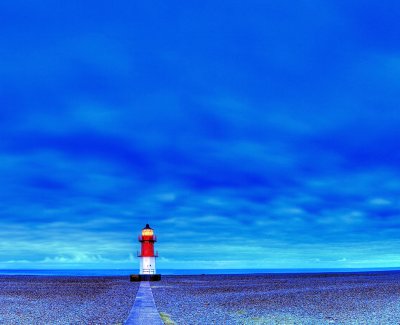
[1,0,400,269]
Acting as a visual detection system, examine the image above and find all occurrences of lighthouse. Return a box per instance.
[130,224,161,281]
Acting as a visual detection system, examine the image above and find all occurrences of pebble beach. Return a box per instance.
[1,271,400,324]
[0,276,138,325]
[153,271,400,324]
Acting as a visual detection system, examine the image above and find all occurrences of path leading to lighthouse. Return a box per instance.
[124,281,164,325]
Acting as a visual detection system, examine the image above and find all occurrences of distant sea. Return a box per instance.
[1,268,399,276]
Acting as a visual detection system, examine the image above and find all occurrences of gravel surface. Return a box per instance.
[0,276,138,325]
[152,271,400,324]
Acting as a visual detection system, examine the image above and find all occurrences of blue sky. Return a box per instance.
[1,0,400,269]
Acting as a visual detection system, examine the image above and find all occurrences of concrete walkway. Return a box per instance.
[124,281,164,325]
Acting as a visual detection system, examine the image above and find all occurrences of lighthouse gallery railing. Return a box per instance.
[138,235,157,242]
[137,251,158,257]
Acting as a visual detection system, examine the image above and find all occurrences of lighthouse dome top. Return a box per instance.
[142,224,154,236]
